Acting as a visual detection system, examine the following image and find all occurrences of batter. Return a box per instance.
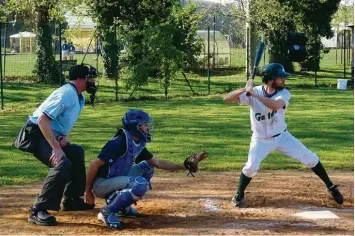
[223,63,344,207]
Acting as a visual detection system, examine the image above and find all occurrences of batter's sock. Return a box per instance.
[236,172,252,196]
[311,161,333,188]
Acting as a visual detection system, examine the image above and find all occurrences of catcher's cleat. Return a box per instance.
[62,198,95,211]
[28,207,57,226]
[117,206,143,218]
[231,194,245,207]
[327,185,344,204]
[98,212,121,229]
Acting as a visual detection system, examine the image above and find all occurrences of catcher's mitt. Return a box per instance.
[183,151,208,177]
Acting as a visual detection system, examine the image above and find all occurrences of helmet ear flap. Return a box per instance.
[262,71,273,83]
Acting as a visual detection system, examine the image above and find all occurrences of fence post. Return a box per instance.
[207,26,210,95]
[343,29,346,79]
[0,22,3,110]
[114,24,118,101]
[59,23,62,86]
[4,22,7,82]
[96,34,99,71]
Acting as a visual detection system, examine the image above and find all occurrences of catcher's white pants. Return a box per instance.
[242,131,319,178]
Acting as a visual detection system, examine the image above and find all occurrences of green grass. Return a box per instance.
[1,53,103,78]
[0,85,353,186]
[0,48,353,186]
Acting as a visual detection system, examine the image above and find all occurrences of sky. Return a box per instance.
[340,0,354,6]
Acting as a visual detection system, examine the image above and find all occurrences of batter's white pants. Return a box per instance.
[242,131,319,178]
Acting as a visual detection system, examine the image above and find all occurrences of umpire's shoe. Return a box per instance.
[62,198,95,211]
[231,194,245,207]
[327,185,344,204]
[28,207,57,226]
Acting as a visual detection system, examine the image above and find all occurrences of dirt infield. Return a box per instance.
[0,170,353,235]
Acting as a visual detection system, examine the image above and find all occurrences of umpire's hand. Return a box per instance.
[49,147,66,166]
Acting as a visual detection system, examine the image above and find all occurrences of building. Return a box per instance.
[321,22,352,48]
[64,13,96,53]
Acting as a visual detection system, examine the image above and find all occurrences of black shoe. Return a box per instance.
[62,198,95,211]
[327,185,344,204]
[231,194,245,207]
[28,207,57,226]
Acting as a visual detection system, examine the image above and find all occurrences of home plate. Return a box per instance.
[293,210,339,219]
[199,198,222,212]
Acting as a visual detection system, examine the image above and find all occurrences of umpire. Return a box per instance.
[13,64,98,226]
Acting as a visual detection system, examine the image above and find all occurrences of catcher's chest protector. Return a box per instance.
[108,128,146,178]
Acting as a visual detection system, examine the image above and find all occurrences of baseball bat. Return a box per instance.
[246,42,265,96]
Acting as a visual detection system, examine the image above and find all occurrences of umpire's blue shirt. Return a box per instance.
[29,83,85,137]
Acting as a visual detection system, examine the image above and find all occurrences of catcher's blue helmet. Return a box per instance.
[122,109,153,142]
[261,63,290,83]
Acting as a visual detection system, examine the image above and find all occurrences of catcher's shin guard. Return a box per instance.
[136,161,154,189]
[104,176,149,213]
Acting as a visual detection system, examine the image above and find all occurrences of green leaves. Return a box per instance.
[250,0,341,71]
[88,0,202,98]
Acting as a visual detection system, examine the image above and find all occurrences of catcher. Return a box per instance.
[84,109,207,229]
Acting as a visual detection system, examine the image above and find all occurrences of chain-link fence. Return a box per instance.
[0,10,354,109]
[0,20,102,81]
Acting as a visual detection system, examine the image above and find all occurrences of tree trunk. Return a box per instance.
[35,5,58,83]
[96,16,118,79]
[268,31,293,72]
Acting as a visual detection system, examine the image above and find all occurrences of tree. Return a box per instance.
[250,0,294,69]
[119,2,202,97]
[332,0,354,25]
[2,0,81,83]
[86,0,202,98]
[250,0,341,72]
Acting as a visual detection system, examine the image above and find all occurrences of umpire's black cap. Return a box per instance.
[69,64,90,81]
[69,64,98,80]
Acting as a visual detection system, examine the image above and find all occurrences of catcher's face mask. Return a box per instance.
[138,122,154,142]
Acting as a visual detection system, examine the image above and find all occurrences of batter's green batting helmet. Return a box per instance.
[261,63,290,83]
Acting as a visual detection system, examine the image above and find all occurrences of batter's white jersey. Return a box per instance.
[236,85,319,178]
[239,85,291,139]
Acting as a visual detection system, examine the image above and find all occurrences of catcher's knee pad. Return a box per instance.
[136,161,154,189]
[125,176,149,199]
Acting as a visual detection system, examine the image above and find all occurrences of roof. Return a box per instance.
[10,31,36,38]
[65,13,95,29]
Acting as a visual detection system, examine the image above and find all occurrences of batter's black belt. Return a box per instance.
[272,129,287,138]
